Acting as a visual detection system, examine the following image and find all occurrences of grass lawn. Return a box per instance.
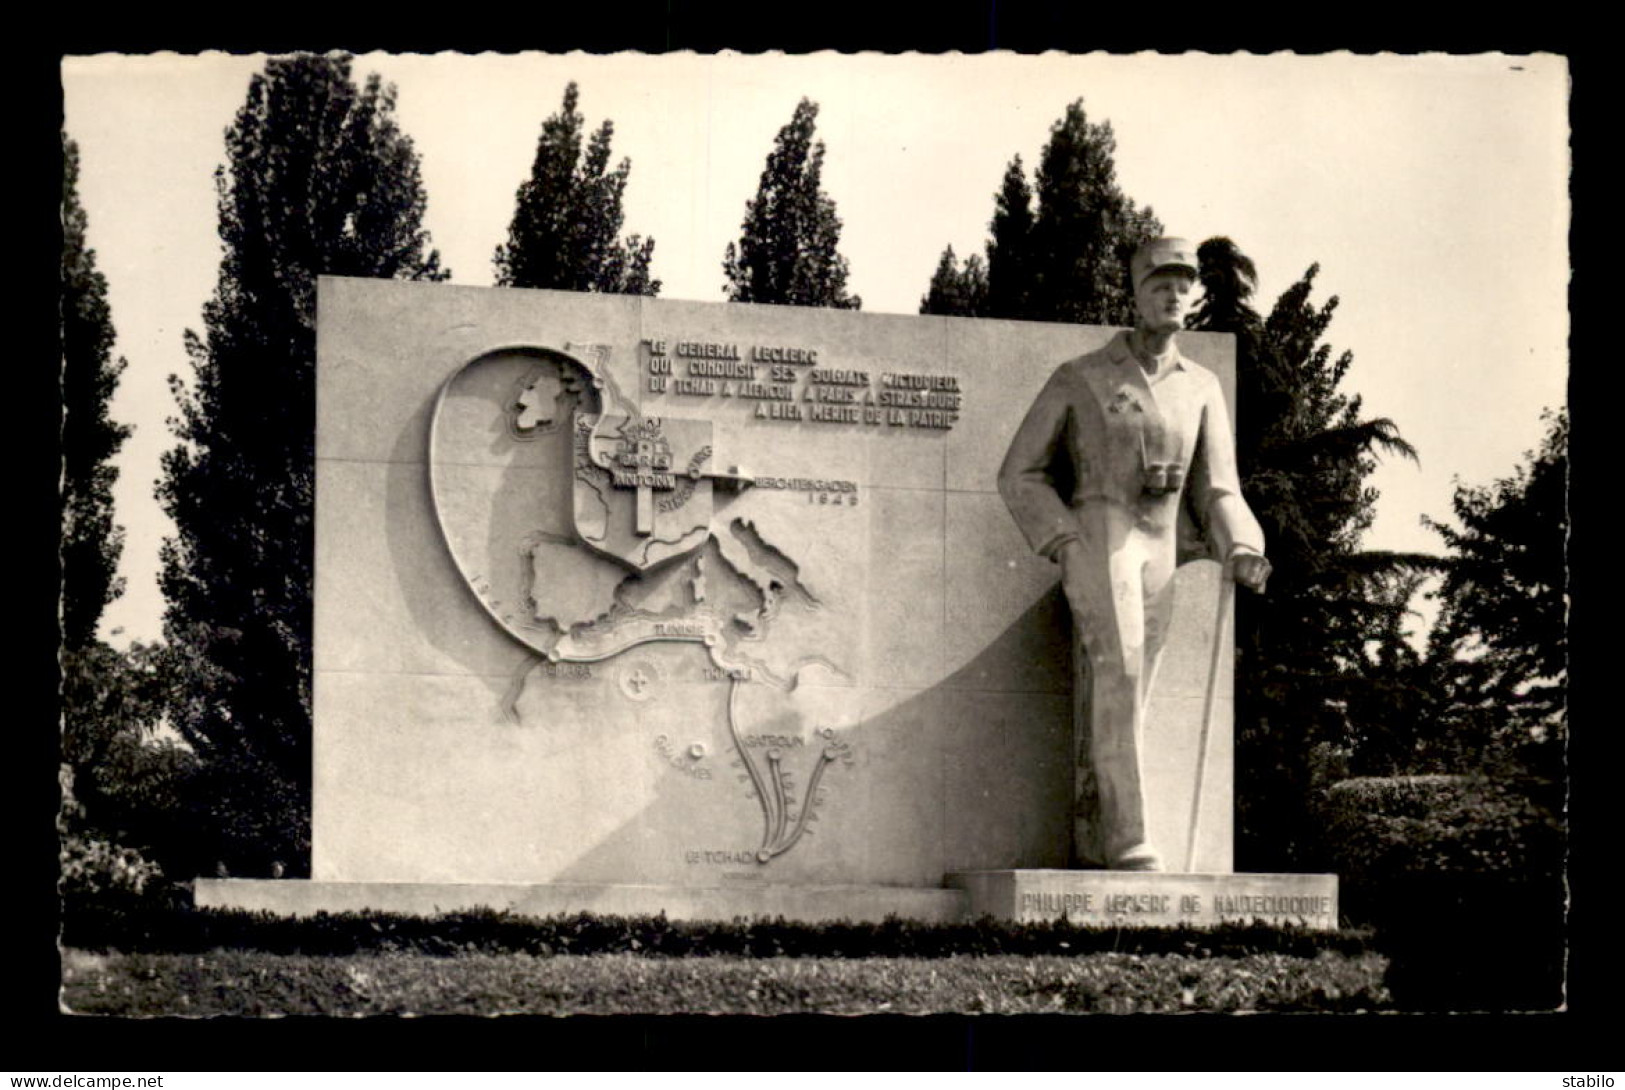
[60,947,1391,1015]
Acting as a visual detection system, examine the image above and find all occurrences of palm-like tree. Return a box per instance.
[1191,236,1443,870]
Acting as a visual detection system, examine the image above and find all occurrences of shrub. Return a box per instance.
[58,763,162,894]
[59,832,163,899]
[1322,773,1565,1010]
[1324,775,1563,909]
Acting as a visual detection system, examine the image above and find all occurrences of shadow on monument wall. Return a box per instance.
[377,357,1079,888]
[546,587,1077,888]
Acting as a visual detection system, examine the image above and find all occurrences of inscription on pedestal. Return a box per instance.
[950,870,1339,929]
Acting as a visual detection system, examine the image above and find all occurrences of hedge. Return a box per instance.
[62,948,1393,1015]
[62,894,1376,962]
[1321,773,1565,1011]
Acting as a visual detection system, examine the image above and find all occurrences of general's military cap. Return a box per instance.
[1131,237,1200,291]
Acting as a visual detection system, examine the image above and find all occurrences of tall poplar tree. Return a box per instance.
[157,54,447,876]
[62,133,157,873]
[1027,100,1161,326]
[61,135,131,651]
[723,99,860,309]
[922,101,1160,325]
[494,82,659,295]
[985,156,1036,320]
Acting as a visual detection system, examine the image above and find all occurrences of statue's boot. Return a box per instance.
[1095,728,1162,871]
[1111,844,1164,872]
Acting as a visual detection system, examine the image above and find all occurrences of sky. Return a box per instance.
[61,51,1570,648]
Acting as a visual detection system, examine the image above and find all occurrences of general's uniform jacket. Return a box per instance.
[997,331,1264,566]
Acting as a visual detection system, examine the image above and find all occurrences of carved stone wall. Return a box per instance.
[311,277,1236,887]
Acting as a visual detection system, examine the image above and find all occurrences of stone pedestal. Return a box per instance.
[197,871,1338,928]
[947,869,1339,929]
[194,878,967,924]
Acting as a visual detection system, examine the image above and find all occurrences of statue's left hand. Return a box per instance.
[1231,551,1271,594]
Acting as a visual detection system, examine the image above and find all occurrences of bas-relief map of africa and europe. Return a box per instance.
[430,340,893,867]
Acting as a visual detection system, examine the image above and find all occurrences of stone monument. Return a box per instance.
[195,275,1337,928]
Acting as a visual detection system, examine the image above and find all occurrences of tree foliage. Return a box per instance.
[62,135,183,892]
[984,156,1037,320]
[61,135,131,651]
[59,761,164,902]
[922,101,1161,324]
[919,245,988,317]
[1027,101,1162,326]
[494,82,658,296]
[156,54,448,876]
[1191,237,1437,869]
[1423,408,1567,787]
[723,99,860,310]
[1190,236,1260,345]
[59,639,196,882]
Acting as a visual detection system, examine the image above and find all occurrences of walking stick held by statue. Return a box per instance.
[1185,556,1238,873]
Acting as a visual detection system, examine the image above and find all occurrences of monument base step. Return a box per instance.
[947,870,1340,929]
[195,872,1340,929]
[193,878,968,925]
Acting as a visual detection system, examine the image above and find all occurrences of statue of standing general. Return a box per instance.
[997,238,1271,872]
